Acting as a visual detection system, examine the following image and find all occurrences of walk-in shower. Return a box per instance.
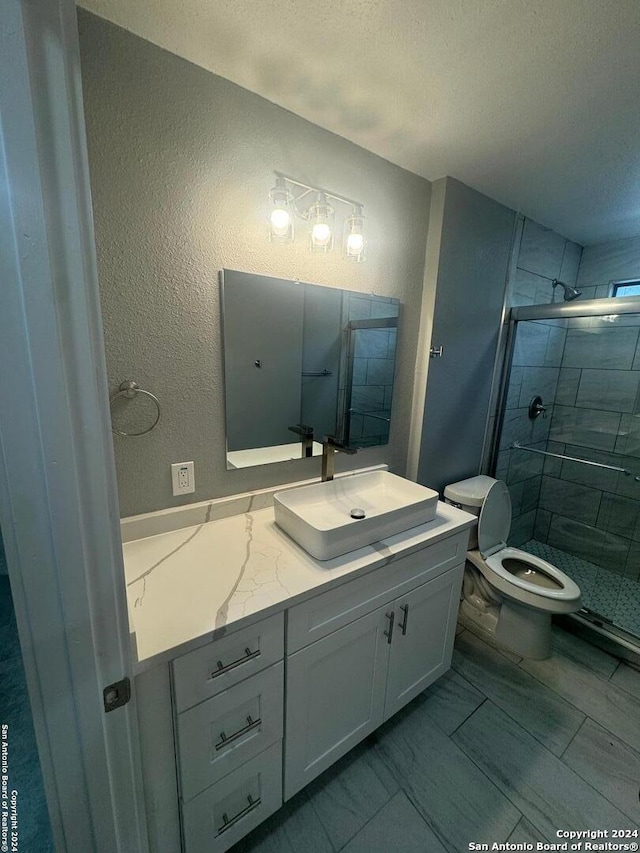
[493,295,640,654]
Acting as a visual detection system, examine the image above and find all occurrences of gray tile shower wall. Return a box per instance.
[509,218,583,308]
[498,319,563,544]
[504,312,640,582]
[577,235,640,295]
[499,224,640,573]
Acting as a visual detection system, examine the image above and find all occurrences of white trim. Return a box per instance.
[0,2,147,851]
[407,178,447,481]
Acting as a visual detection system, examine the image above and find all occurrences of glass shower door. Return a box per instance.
[496,308,640,642]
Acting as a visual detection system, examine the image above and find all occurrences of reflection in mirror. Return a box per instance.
[221,270,400,469]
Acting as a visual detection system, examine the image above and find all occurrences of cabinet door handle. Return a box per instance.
[211,647,261,679]
[217,794,262,836]
[384,611,395,644]
[399,604,409,635]
[215,715,262,751]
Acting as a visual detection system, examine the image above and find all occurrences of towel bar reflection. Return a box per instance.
[511,442,640,481]
[109,380,161,437]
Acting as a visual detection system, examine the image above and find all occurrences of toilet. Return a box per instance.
[444,475,581,660]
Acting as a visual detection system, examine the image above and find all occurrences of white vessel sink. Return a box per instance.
[273,470,439,560]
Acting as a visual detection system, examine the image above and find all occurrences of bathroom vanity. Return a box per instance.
[122,471,475,853]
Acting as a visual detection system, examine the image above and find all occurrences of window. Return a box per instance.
[612,280,640,298]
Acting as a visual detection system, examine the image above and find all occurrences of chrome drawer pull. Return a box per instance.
[211,647,261,679]
[217,794,261,835]
[215,715,262,751]
[384,611,395,645]
[399,604,409,635]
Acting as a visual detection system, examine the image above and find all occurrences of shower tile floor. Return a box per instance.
[234,618,640,853]
[521,538,640,637]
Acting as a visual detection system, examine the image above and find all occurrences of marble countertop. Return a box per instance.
[123,490,476,673]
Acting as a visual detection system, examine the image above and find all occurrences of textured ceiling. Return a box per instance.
[77,0,640,246]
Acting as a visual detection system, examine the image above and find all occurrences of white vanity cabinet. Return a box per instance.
[283,532,466,798]
[132,518,470,853]
[171,613,285,853]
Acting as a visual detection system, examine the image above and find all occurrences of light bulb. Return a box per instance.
[311,222,332,246]
[343,205,365,261]
[268,176,294,242]
[270,207,291,236]
[346,232,364,255]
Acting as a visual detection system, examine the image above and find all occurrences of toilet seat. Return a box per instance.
[467,547,581,613]
[470,480,581,613]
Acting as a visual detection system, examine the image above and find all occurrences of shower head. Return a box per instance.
[552,279,582,302]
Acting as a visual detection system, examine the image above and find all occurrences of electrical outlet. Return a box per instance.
[171,461,195,496]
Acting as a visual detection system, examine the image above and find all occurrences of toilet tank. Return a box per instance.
[443,475,497,549]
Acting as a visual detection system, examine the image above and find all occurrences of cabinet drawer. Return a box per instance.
[177,662,284,802]
[172,612,284,712]
[287,532,467,653]
[181,741,282,853]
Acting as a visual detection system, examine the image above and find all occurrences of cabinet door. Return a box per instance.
[384,564,463,720]
[284,607,391,799]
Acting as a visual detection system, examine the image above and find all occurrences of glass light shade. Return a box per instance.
[309,194,334,253]
[344,207,366,262]
[270,207,291,236]
[268,178,294,242]
[311,222,332,246]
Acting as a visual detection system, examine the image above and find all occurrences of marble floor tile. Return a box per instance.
[609,662,640,700]
[233,789,333,853]
[521,648,640,753]
[453,701,635,838]
[452,630,584,756]
[562,717,640,824]
[306,739,398,850]
[550,625,619,679]
[412,667,485,736]
[507,815,550,845]
[341,792,447,853]
[375,699,521,850]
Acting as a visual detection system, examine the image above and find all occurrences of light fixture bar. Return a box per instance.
[274,171,362,210]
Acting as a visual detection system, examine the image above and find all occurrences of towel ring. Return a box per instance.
[109,380,161,437]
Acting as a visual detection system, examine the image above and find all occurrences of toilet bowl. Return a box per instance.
[444,475,581,660]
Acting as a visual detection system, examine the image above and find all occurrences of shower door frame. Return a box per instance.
[490,294,640,657]
[490,294,640,473]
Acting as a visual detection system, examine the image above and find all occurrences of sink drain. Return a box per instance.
[350,508,366,519]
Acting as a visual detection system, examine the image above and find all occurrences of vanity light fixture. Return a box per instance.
[267,172,366,261]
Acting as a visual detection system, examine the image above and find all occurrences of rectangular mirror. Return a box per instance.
[221,270,400,469]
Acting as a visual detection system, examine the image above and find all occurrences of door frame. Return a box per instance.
[0,1,147,851]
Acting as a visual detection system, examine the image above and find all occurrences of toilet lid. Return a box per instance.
[478,480,511,558]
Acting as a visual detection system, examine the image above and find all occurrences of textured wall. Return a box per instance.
[78,10,431,517]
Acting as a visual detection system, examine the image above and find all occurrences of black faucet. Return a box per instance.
[288,423,315,458]
[321,435,357,481]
